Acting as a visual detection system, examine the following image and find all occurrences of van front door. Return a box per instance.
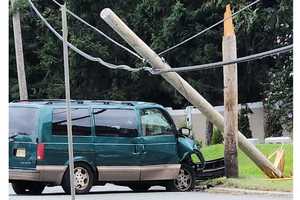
[93,108,141,181]
[139,108,180,181]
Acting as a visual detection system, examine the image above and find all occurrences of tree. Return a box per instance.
[211,126,223,145]
[264,54,293,137]
[9,0,292,115]
[262,0,293,137]
[238,104,253,138]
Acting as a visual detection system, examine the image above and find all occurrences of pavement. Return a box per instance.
[9,183,293,200]
[206,186,293,197]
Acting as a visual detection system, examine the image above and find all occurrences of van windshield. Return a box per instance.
[9,107,39,137]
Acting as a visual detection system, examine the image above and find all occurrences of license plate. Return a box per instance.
[16,148,26,158]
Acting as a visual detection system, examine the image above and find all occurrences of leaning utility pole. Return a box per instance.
[223,5,238,178]
[11,0,28,100]
[100,8,282,178]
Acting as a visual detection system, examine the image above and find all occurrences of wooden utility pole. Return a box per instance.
[223,4,238,178]
[100,8,283,178]
[11,0,28,100]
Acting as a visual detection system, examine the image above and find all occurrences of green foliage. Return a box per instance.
[262,0,293,137]
[9,0,292,115]
[211,127,223,145]
[238,104,253,138]
[264,54,293,137]
[10,0,29,15]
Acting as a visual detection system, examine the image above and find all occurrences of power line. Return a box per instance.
[50,0,144,61]
[151,44,293,74]
[158,0,260,56]
[28,0,149,72]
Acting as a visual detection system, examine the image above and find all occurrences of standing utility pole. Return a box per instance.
[223,4,239,178]
[100,8,283,178]
[61,4,76,200]
[11,0,28,100]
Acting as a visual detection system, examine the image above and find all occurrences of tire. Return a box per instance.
[11,181,45,195]
[129,184,151,192]
[166,164,195,192]
[62,163,94,194]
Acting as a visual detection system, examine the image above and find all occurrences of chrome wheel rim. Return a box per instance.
[174,168,192,191]
[74,167,90,191]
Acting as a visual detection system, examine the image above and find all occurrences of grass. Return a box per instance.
[200,144,293,192]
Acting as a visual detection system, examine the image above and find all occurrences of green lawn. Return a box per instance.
[200,144,293,191]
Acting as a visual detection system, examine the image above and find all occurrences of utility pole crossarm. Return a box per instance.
[100,8,282,178]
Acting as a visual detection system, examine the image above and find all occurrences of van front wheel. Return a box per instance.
[166,164,195,192]
[62,163,94,194]
[11,181,45,195]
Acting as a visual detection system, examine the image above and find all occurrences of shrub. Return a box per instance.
[211,127,223,145]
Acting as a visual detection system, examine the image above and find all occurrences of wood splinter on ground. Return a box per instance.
[268,145,286,177]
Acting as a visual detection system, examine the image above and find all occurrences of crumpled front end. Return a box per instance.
[177,136,225,180]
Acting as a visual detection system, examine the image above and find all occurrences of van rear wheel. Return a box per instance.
[11,181,45,195]
[62,163,94,194]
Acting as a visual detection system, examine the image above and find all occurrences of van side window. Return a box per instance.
[140,108,176,136]
[52,108,91,136]
[93,109,138,137]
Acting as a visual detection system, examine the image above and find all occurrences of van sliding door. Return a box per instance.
[93,108,140,181]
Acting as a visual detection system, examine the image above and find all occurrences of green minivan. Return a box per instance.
[9,99,212,194]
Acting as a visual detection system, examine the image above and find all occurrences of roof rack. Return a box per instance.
[11,99,82,104]
[11,99,135,106]
[91,100,134,106]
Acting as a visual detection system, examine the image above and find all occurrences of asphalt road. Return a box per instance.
[9,184,292,200]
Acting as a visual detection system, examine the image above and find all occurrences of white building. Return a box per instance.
[167,101,266,144]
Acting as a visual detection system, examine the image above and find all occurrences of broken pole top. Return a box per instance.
[224,4,235,37]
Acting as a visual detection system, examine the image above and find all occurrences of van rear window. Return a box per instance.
[9,107,38,136]
[93,109,138,137]
[52,108,91,136]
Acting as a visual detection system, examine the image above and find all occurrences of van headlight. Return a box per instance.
[190,153,201,164]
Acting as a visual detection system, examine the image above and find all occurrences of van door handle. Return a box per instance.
[141,145,147,155]
[132,145,140,155]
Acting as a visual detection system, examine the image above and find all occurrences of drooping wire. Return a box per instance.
[28,0,150,72]
[50,0,144,61]
[158,0,261,56]
[152,44,293,74]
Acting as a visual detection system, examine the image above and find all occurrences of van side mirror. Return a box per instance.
[178,127,191,137]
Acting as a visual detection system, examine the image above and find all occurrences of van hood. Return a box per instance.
[177,136,198,160]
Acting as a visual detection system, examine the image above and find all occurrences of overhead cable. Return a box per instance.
[151,44,293,74]
[50,0,144,61]
[158,0,260,56]
[28,0,149,72]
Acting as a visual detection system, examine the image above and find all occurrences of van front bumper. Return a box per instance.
[9,165,67,184]
[195,158,225,180]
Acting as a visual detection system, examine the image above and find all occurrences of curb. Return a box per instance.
[205,186,293,197]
